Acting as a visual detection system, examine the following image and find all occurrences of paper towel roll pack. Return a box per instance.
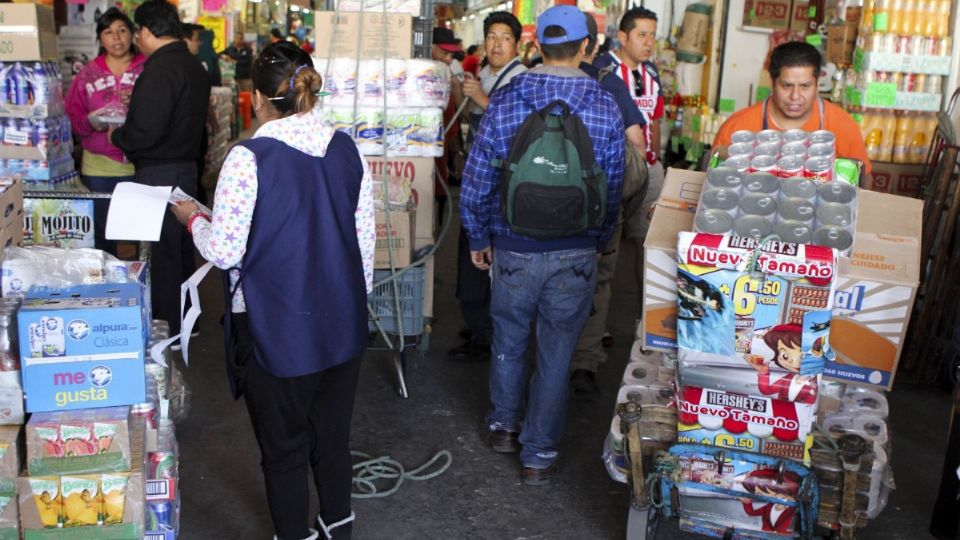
[316,58,450,108]
[622,360,659,386]
[320,106,444,157]
[616,383,675,408]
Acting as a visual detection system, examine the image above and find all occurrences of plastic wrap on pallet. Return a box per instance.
[817,385,894,520]
[321,106,443,157]
[318,57,450,108]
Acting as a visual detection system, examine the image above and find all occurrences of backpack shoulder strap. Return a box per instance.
[489,59,522,96]
[597,65,616,84]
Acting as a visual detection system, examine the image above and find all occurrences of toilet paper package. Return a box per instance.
[385,58,408,107]
[354,108,385,156]
[406,59,451,108]
[622,360,659,386]
[386,108,420,157]
[616,384,675,408]
[410,108,443,157]
[321,58,358,106]
[321,106,356,135]
[317,58,449,107]
[358,59,385,107]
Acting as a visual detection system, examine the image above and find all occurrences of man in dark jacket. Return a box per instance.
[461,5,624,485]
[111,0,210,337]
[222,31,253,91]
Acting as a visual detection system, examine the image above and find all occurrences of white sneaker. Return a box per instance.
[317,512,355,539]
[273,529,319,540]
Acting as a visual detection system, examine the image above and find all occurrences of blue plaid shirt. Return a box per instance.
[460,66,625,253]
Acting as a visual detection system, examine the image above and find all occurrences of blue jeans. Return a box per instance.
[82,174,133,256]
[486,247,597,468]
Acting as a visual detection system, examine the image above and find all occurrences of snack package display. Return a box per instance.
[19,415,146,537]
[61,474,101,527]
[0,426,20,479]
[676,232,837,378]
[659,444,818,539]
[100,473,129,526]
[87,103,126,131]
[677,385,816,462]
[25,476,62,529]
[26,407,132,475]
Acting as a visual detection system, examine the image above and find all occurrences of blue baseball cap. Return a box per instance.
[536,5,589,45]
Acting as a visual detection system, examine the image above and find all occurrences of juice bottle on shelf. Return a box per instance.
[861,0,876,33]
[910,113,936,163]
[863,111,882,161]
[934,0,950,37]
[892,112,911,163]
[916,0,934,35]
[882,110,897,162]
[888,0,903,34]
[901,0,916,37]
[872,0,891,31]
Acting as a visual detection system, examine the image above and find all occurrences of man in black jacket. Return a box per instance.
[111,0,210,338]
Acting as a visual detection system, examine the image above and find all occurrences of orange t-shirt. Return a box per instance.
[713,99,872,175]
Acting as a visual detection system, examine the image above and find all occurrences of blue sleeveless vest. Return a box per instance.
[225,133,367,380]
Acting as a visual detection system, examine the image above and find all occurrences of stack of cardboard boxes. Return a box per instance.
[0,252,186,538]
[0,4,94,249]
[628,167,919,533]
[642,168,920,391]
[9,262,154,539]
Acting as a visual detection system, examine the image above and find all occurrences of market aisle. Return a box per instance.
[173,185,951,539]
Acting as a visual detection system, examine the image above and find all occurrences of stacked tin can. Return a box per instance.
[144,318,181,537]
[723,129,838,182]
[695,162,858,253]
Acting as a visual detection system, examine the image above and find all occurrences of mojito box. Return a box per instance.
[19,285,146,412]
[676,385,815,462]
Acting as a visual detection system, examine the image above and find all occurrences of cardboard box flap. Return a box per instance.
[655,168,705,210]
[854,189,923,236]
[0,5,55,31]
[841,233,920,285]
[644,206,694,251]
[843,189,922,285]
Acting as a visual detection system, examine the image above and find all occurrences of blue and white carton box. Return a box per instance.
[18,284,146,412]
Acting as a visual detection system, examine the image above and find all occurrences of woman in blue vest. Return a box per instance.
[172,41,376,540]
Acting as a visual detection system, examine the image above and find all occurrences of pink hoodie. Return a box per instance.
[64,54,146,164]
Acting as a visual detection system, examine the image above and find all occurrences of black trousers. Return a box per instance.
[455,225,491,343]
[134,163,198,335]
[234,314,362,540]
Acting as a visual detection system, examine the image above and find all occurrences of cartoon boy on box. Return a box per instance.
[739,468,802,534]
[747,324,818,404]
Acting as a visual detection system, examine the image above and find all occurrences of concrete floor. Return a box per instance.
[173,192,953,539]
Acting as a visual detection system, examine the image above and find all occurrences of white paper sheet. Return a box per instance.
[169,187,212,216]
[105,182,174,241]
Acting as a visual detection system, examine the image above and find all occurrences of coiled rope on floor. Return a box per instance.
[350,450,453,499]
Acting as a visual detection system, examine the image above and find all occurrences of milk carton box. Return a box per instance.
[19,285,146,412]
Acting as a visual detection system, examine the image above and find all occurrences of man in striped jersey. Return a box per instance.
[594,7,665,301]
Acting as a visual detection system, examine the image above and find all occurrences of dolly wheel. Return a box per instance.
[626,504,658,539]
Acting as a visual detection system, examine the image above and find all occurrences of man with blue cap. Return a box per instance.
[460,4,625,485]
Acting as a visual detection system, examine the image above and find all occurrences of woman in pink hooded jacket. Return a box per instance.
[64,7,146,255]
